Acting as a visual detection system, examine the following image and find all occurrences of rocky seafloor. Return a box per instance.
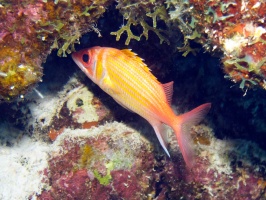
[0,70,266,199]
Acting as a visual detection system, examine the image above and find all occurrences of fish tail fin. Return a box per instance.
[173,103,211,168]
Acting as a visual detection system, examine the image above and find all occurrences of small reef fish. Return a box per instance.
[72,46,211,167]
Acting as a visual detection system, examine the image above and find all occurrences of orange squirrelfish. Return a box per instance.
[72,46,211,167]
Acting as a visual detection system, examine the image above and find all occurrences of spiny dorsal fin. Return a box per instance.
[121,49,149,72]
[120,49,158,82]
[162,81,174,105]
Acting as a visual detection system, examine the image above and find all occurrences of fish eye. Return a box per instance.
[82,54,89,63]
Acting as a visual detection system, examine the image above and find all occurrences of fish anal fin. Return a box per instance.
[162,81,174,105]
[151,121,170,157]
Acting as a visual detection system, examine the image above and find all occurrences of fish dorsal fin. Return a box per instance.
[162,81,173,105]
[121,49,144,63]
[121,49,158,82]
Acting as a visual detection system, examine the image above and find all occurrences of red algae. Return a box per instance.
[111,170,141,199]
[35,121,266,199]
[169,0,266,90]
[0,0,111,102]
[38,123,156,199]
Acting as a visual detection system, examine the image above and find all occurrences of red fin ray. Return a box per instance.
[173,103,211,168]
[162,81,174,105]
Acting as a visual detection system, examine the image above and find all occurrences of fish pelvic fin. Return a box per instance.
[173,103,211,168]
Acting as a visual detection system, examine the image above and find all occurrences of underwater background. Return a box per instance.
[0,0,265,199]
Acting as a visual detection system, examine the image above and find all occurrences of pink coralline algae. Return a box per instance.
[152,126,266,199]
[2,0,265,102]
[36,122,266,199]
[0,0,170,102]
[169,0,266,90]
[0,0,110,102]
[38,123,157,199]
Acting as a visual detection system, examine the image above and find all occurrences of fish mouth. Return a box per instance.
[71,52,79,64]
[71,53,87,74]
[72,53,83,69]
[71,52,96,82]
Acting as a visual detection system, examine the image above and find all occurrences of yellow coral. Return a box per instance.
[79,144,95,169]
[0,46,42,101]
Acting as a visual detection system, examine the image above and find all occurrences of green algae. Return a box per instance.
[93,162,114,186]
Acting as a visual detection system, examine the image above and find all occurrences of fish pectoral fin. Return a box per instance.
[151,121,170,157]
[104,88,120,95]
[101,77,120,95]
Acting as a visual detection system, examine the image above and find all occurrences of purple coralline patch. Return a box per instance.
[52,170,91,199]
[152,156,266,200]
[37,123,266,199]
[186,160,265,199]
[38,123,157,199]
[39,169,112,200]
[110,170,141,199]
[157,138,266,200]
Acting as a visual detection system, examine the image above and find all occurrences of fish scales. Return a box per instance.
[72,46,211,168]
[102,49,167,118]
[109,66,163,119]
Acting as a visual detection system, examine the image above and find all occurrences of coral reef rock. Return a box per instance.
[169,0,266,89]
[38,122,156,200]
[0,71,266,199]
[0,0,111,102]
